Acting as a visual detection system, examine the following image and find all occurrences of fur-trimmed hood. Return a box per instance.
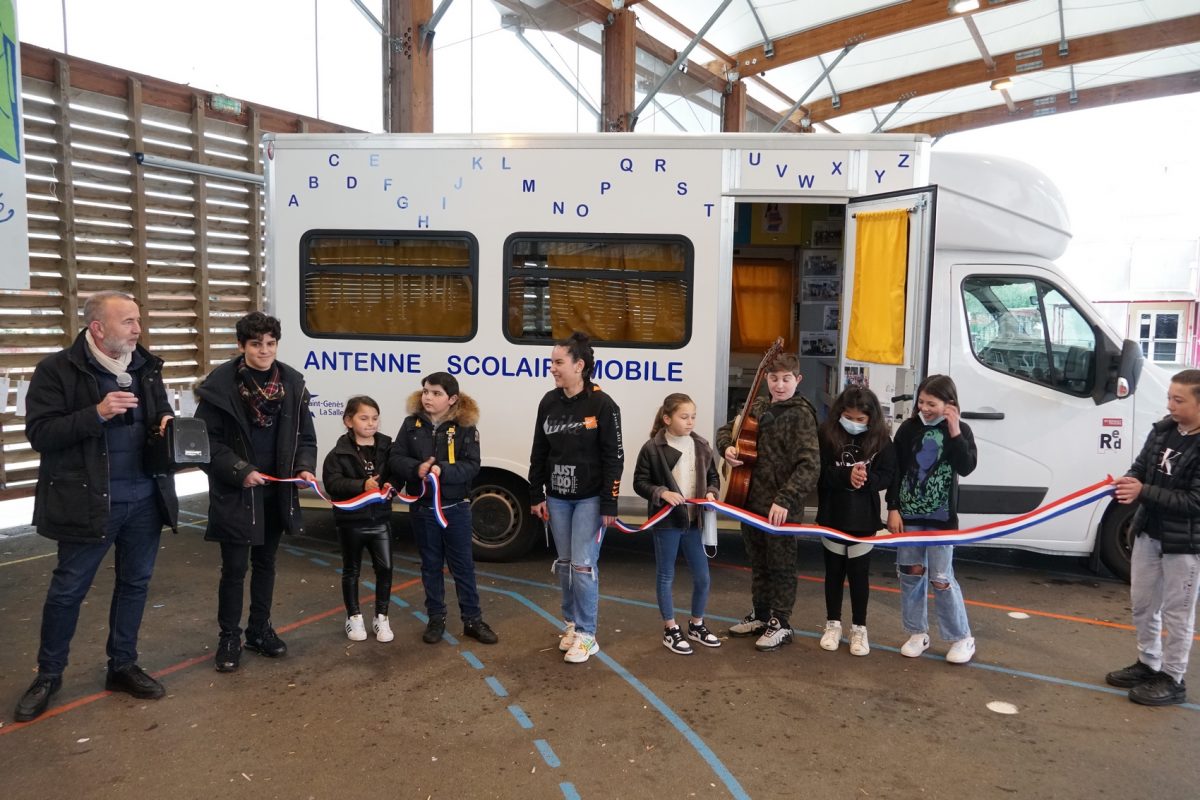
[405,390,479,426]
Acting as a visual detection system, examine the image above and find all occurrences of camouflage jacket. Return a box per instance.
[716,394,820,521]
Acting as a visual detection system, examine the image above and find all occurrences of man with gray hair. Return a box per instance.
[13,290,179,722]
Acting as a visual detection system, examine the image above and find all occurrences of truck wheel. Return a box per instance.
[469,472,539,562]
[1097,501,1136,583]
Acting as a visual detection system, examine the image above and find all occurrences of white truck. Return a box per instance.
[262,132,1158,579]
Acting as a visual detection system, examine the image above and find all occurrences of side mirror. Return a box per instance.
[1092,330,1143,404]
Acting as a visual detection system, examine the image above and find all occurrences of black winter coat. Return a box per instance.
[195,357,318,545]
[633,430,721,529]
[388,391,481,506]
[321,431,394,526]
[26,330,179,542]
[1127,417,1200,554]
[816,430,897,535]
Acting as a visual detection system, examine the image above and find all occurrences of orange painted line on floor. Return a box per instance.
[708,560,1200,640]
[0,577,422,735]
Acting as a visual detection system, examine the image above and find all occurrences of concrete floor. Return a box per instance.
[1,497,1196,800]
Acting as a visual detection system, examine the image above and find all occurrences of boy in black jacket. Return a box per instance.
[1107,369,1200,706]
[389,372,497,646]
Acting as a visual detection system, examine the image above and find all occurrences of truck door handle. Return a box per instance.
[961,411,1005,420]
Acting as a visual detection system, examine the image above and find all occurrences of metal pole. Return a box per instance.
[513,28,601,120]
[421,0,456,51]
[745,0,773,58]
[631,0,734,126]
[349,0,383,34]
[771,45,855,132]
[872,98,908,133]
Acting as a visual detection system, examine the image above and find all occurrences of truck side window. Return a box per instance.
[299,232,477,340]
[503,235,692,347]
[962,276,1096,396]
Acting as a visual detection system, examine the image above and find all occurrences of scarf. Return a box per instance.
[236,358,285,428]
[85,329,132,376]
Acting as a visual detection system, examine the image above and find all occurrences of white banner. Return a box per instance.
[0,0,29,289]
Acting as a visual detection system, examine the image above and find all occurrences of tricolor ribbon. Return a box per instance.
[263,471,449,528]
[610,476,1117,547]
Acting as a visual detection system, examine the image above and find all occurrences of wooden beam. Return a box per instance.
[807,14,1200,123]
[191,95,212,376]
[21,43,355,134]
[730,0,1032,77]
[389,0,433,132]
[127,78,150,325]
[53,58,79,346]
[602,8,637,131]
[888,71,1200,138]
[722,79,747,131]
[248,109,264,312]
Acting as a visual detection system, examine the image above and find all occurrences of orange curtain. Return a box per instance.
[731,258,794,353]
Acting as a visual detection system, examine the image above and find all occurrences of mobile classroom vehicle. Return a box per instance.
[263,132,1157,580]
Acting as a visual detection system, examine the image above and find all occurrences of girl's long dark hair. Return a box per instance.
[650,393,694,438]
[820,386,891,460]
[911,374,959,418]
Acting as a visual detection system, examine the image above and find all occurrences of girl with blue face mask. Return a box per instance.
[815,386,897,656]
[886,374,979,665]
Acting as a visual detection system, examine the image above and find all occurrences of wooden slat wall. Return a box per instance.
[0,45,359,497]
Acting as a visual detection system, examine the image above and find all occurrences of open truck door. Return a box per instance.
[839,186,937,425]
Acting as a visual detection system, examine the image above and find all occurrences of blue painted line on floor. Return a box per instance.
[413,610,429,623]
[485,676,508,697]
[389,596,410,609]
[178,508,207,519]
[462,651,485,670]
[360,579,410,608]
[508,704,534,729]
[534,739,560,768]
[443,631,460,645]
[284,548,303,557]
[309,557,330,567]
[560,783,580,800]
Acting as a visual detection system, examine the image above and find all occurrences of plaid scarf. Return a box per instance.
[236,358,285,428]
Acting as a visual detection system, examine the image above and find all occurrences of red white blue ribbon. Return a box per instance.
[264,472,449,528]
[611,477,1117,547]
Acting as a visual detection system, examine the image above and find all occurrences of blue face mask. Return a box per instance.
[921,413,945,427]
[839,416,868,436]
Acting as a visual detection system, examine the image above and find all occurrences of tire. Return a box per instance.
[469,471,540,562]
[1097,501,1136,583]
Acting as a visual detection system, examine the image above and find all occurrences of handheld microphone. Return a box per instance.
[115,372,134,425]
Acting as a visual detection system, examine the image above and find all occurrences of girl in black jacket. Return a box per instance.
[322,396,395,643]
[815,386,896,657]
[633,393,721,656]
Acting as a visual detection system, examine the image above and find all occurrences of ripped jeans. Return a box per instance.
[896,535,971,642]
[547,496,604,636]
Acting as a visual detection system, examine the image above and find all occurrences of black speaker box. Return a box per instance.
[145,416,210,476]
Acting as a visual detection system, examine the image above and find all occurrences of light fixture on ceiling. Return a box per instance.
[990,77,1013,91]
[949,0,980,13]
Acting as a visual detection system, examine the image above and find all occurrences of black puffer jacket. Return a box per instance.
[388,391,480,506]
[633,430,721,529]
[816,430,897,535]
[194,356,318,545]
[1128,417,1200,554]
[26,330,179,542]
[321,431,394,525]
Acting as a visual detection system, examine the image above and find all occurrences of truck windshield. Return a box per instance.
[962,276,1097,396]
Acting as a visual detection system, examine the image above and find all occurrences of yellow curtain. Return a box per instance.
[731,259,794,353]
[846,209,908,364]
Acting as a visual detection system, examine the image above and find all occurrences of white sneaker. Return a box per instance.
[754,618,793,651]
[849,624,870,657]
[558,622,577,653]
[728,612,767,638]
[946,636,976,664]
[900,633,930,658]
[345,614,367,641]
[564,633,599,663]
[819,620,842,651]
[372,614,394,643]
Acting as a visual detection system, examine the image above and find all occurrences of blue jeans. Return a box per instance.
[37,496,163,674]
[547,496,603,636]
[652,527,710,621]
[896,531,971,641]
[411,503,481,621]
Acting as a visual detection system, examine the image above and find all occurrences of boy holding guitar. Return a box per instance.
[716,348,820,651]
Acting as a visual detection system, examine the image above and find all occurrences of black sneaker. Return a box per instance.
[423,614,447,644]
[662,626,693,655]
[215,635,242,673]
[105,664,165,699]
[687,622,722,648]
[1129,672,1187,706]
[245,625,288,658]
[1106,660,1159,688]
[464,618,499,645]
[14,673,62,722]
